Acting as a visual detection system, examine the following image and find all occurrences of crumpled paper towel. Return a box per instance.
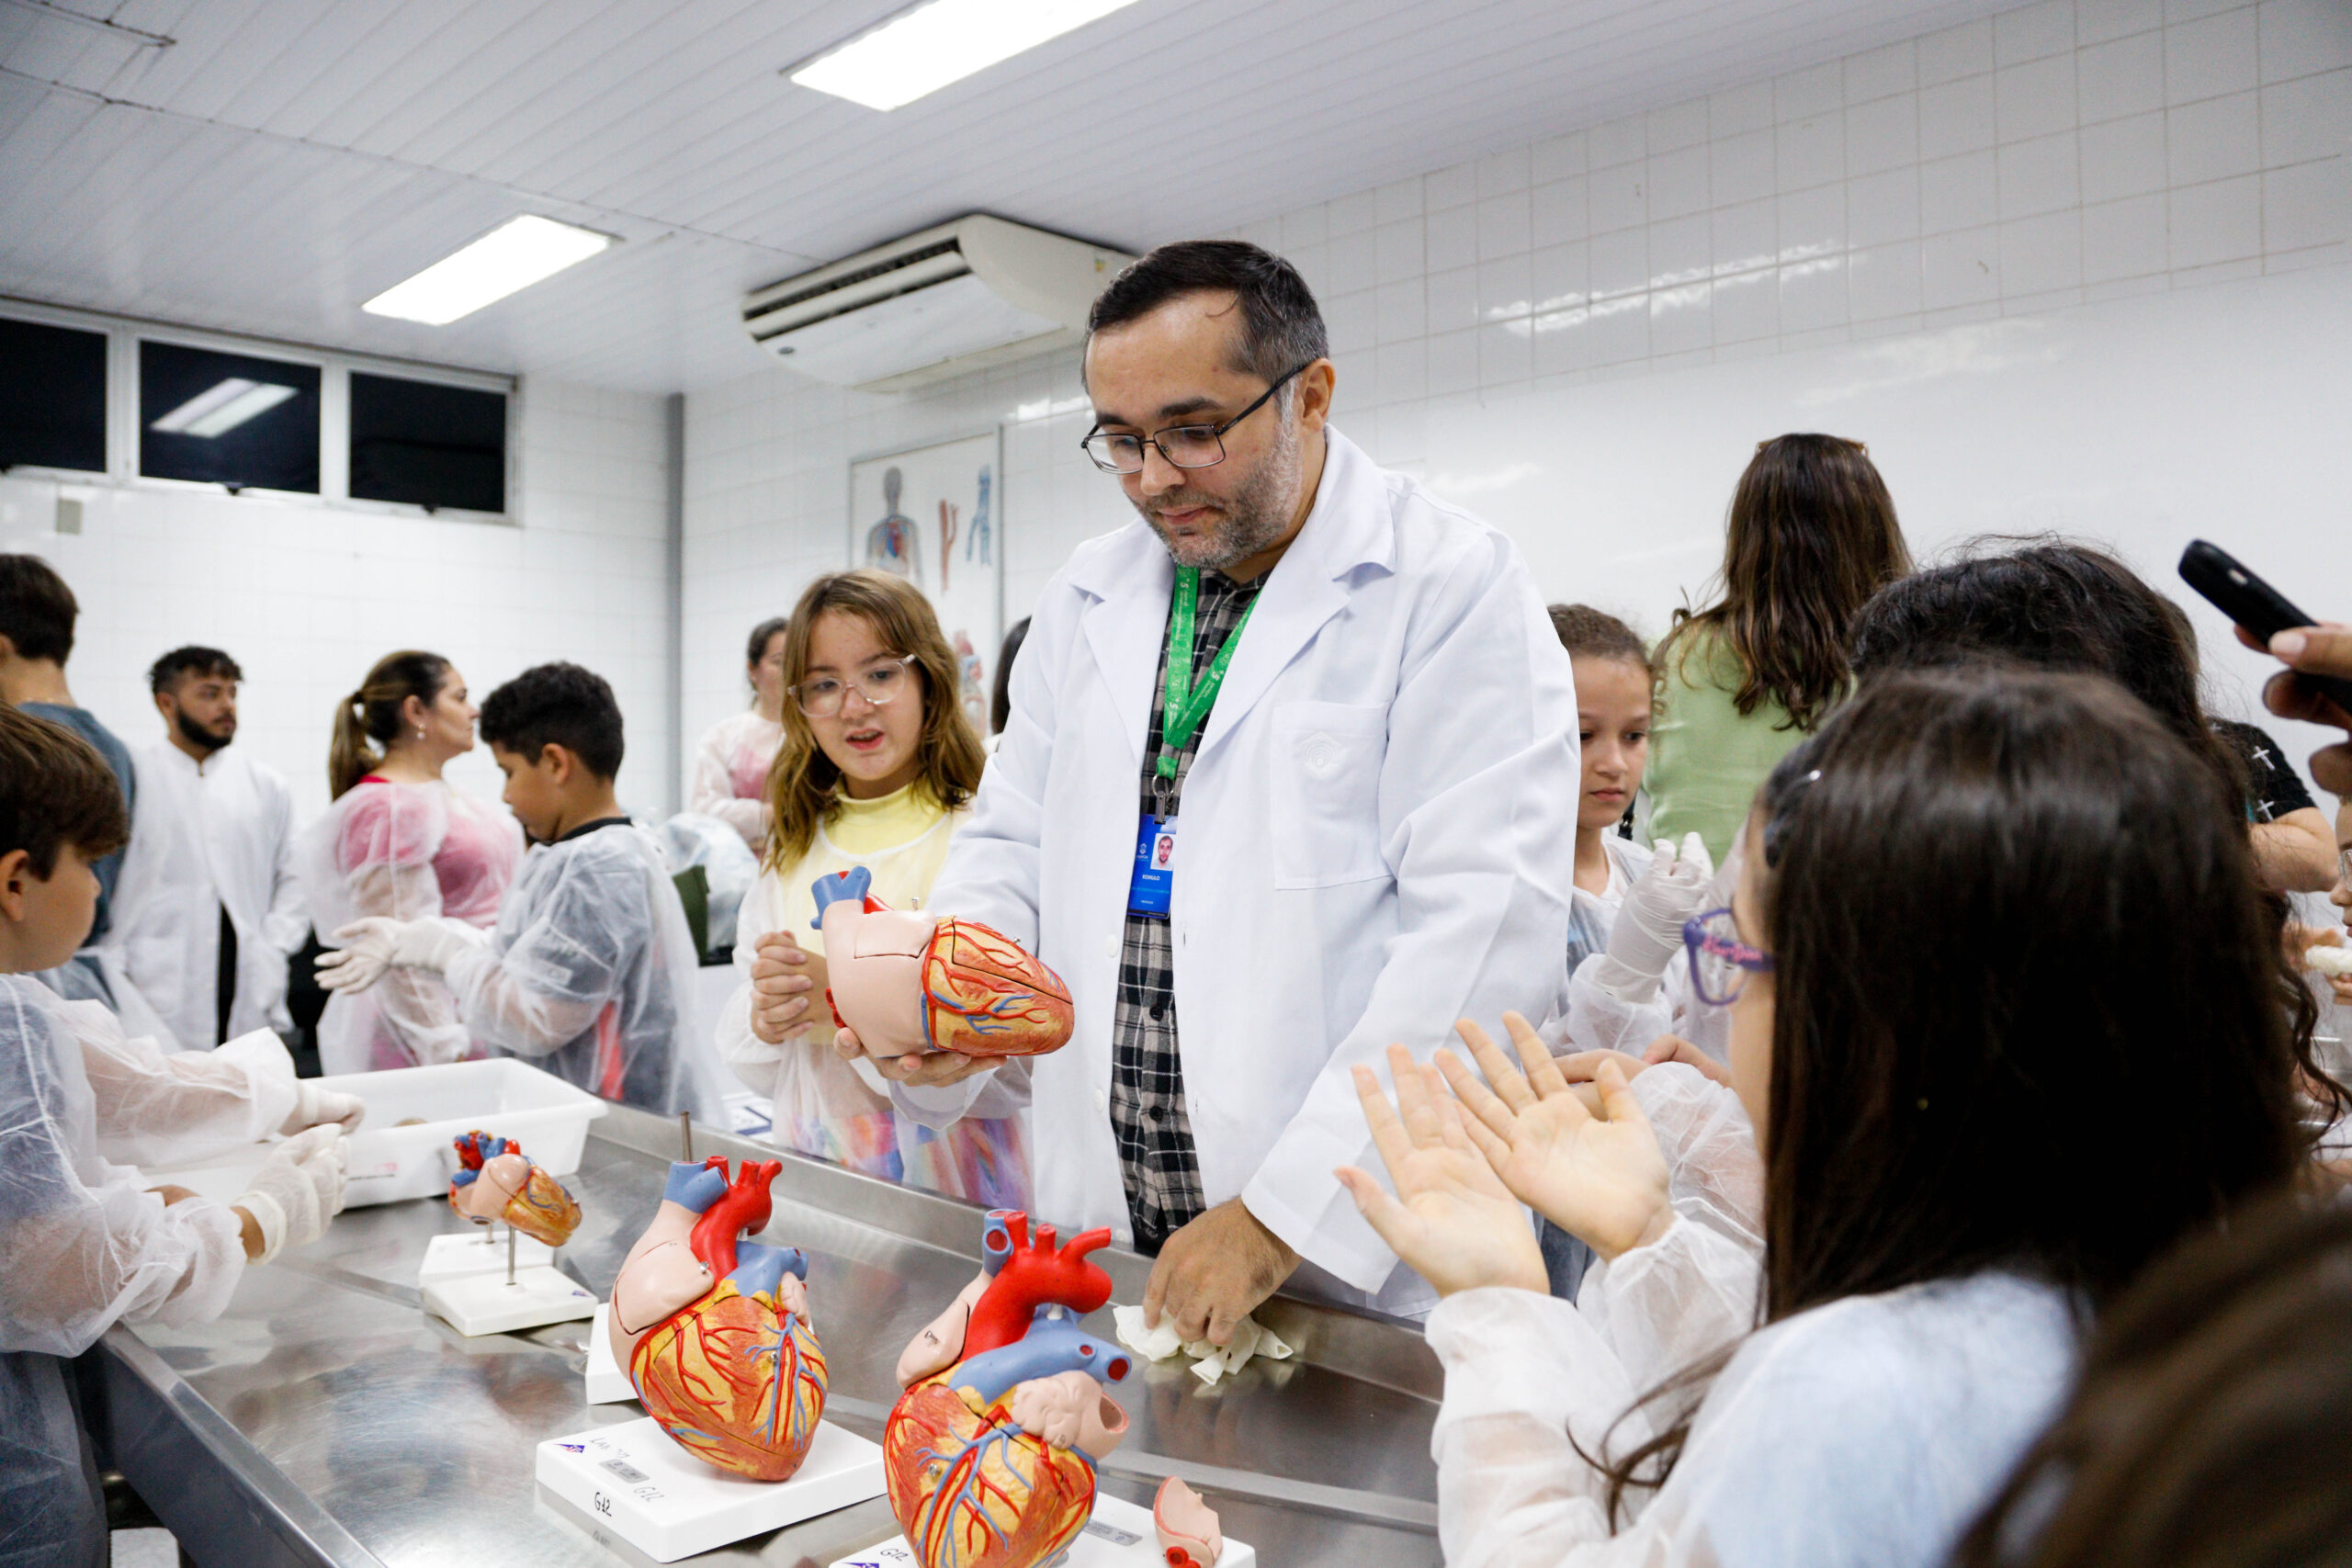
[1112,1303,1295,1385]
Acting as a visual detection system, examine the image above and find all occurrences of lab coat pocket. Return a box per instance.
[1270,701,1390,889]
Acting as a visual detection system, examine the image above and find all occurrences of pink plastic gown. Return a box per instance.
[297,777,523,1074]
[690,712,784,855]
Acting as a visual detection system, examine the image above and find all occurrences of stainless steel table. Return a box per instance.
[97,1106,1443,1566]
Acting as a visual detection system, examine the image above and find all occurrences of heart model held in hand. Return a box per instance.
[883,1210,1132,1568]
[447,1130,582,1247]
[811,867,1075,1060]
[608,1156,827,1482]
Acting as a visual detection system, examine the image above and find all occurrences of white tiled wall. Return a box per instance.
[680,0,2346,776]
[0,378,677,825]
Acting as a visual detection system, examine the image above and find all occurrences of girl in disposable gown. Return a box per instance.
[1340,669,2311,1568]
[689,616,789,855]
[718,571,1026,1207]
[298,651,521,1074]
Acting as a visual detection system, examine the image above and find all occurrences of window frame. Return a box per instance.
[0,298,518,524]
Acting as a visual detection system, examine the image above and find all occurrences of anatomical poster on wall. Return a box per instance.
[847,431,1001,735]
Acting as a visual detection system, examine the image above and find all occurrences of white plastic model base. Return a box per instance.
[422,1265,597,1336]
[537,1416,886,1562]
[421,1229,556,1283]
[826,1493,1257,1568]
[583,1302,634,1404]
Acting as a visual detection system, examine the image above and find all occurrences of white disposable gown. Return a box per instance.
[1561,835,1653,979]
[55,1000,302,1168]
[690,710,783,853]
[1426,1264,2076,1568]
[297,778,521,1074]
[443,820,725,1121]
[0,976,247,1568]
[105,740,307,1051]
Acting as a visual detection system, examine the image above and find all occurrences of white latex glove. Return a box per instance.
[1593,832,1718,1006]
[390,916,481,975]
[314,917,403,995]
[233,1125,350,1264]
[280,1079,367,1136]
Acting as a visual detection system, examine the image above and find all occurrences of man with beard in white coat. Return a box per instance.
[842,241,1580,1341]
[109,647,306,1051]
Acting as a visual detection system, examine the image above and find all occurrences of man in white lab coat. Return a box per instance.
[854,242,1579,1338]
[109,648,307,1050]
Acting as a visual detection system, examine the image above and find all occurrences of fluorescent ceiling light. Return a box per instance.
[149,378,297,438]
[363,215,612,325]
[790,0,1141,111]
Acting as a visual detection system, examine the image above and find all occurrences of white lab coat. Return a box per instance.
[106,740,306,1051]
[901,429,1580,1305]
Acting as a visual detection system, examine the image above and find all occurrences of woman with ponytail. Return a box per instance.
[297,651,521,1073]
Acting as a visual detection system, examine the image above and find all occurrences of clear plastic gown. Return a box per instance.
[443,822,726,1121]
[0,976,246,1568]
[297,778,521,1074]
[690,711,783,852]
[1426,1266,2077,1568]
[58,1000,299,1167]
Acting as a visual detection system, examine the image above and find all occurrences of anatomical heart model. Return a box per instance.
[884,1211,1131,1568]
[811,867,1074,1061]
[608,1156,829,1482]
[447,1130,582,1247]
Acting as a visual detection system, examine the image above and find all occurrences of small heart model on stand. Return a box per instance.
[448,1129,582,1245]
[419,1131,597,1335]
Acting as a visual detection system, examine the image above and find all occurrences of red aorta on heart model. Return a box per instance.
[882,1210,1132,1568]
[447,1130,582,1247]
[608,1156,827,1482]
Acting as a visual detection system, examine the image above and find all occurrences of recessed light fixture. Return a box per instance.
[789,0,1142,111]
[363,215,613,325]
[149,378,297,438]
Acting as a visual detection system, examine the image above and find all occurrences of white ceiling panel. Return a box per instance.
[1,0,2018,392]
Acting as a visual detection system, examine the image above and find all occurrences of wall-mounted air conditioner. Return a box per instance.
[741,215,1134,393]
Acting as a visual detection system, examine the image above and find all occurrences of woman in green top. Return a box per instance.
[1646,434,1910,860]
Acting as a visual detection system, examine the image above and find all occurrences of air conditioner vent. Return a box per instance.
[741,215,1133,393]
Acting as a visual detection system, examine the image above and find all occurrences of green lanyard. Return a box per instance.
[1154,567,1256,806]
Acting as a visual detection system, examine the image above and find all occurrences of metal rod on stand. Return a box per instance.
[679,1111,693,1163]
[506,1224,517,1287]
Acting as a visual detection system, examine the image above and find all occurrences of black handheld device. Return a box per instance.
[2177,539,2352,715]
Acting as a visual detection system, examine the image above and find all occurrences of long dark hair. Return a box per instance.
[1657,434,1909,731]
[763,570,984,868]
[1597,669,2306,1517]
[1952,1195,2352,1568]
[329,649,450,799]
[1844,539,2341,1122]
[1847,538,2247,798]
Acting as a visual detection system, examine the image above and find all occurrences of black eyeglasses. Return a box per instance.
[1080,363,1310,475]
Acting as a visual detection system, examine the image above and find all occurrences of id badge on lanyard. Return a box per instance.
[1128,815,1177,917]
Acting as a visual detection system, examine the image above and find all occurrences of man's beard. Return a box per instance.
[176,710,232,754]
[1134,409,1300,574]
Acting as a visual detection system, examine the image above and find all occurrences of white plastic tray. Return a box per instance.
[140,1058,608,1209]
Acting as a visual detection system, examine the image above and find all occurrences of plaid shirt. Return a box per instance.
[1111,567,1264,1253]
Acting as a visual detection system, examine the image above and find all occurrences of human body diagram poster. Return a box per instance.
[848,432,1001,734]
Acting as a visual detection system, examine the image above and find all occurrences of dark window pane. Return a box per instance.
[348,372,506,513]
[0,318,107,474]
[140,340,319,493]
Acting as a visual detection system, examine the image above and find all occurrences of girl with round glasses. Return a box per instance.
[1340,668,2310,1568]
[714,570,1027,1207]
